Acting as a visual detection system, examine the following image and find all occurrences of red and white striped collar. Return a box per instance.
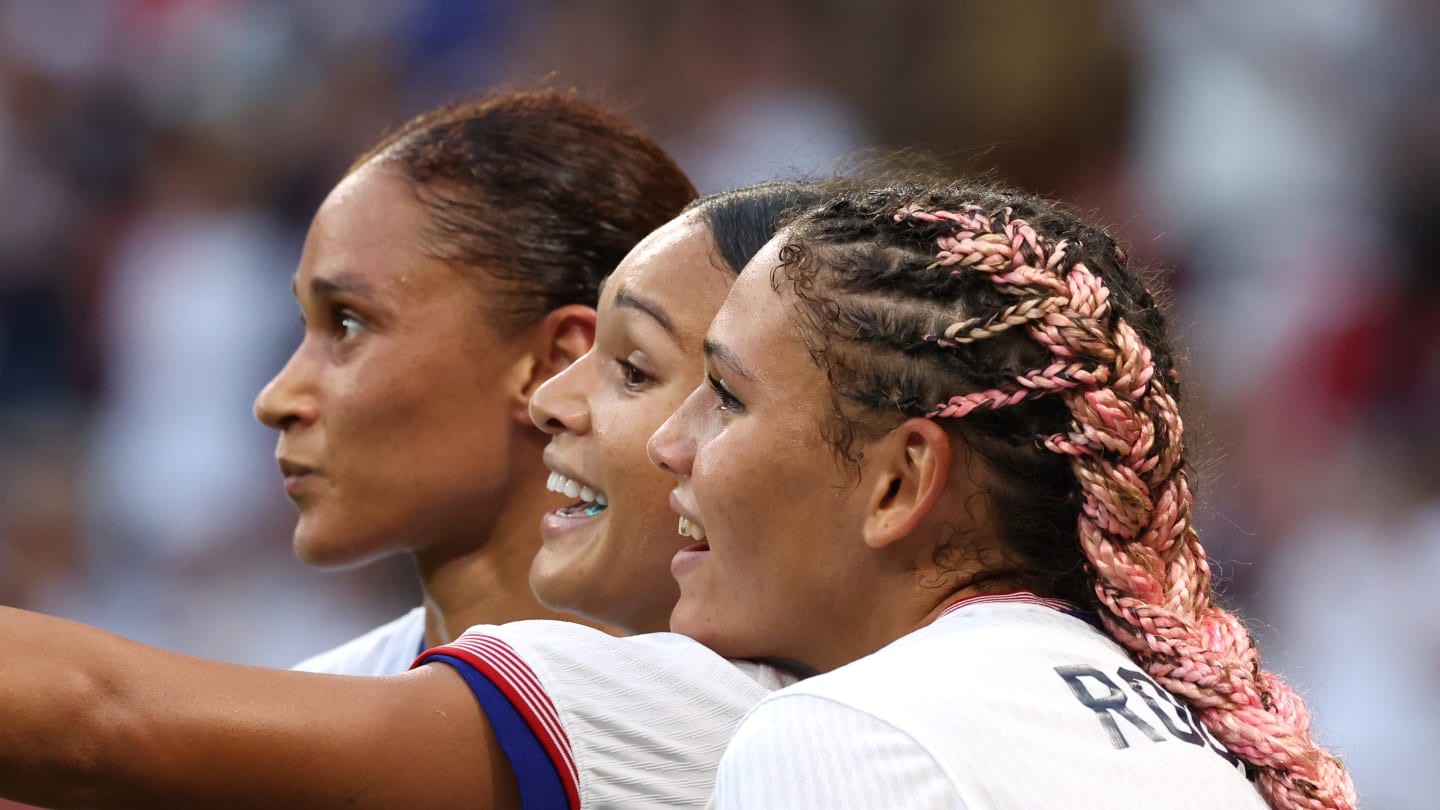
[937,590,1079,620]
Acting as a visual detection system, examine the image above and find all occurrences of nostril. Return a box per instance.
[532,401,587,436]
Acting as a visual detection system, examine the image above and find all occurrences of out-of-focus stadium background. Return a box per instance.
[0,1,1434,806]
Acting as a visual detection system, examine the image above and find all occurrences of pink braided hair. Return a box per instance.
[898,204,1356,810]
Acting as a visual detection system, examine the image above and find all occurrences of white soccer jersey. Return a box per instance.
[712,593,1267,810]
[416,620,802,809]
[291,606,425,676]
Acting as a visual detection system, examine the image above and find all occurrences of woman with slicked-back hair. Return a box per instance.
[253,91,696,675]
[649,182,1356,810]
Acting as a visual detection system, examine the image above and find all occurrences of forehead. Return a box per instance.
[308,164,424,255]
[298,164,466,298]
[709,236,808,376]
[601,213,732,337]
[713,233,784,324]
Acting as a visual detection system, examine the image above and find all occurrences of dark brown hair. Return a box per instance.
[687,180,834,275]
[355,92,698,333]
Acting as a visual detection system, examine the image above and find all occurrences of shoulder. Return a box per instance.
[443,621,798,695]
[421,622,798,808]
[713,692,965,809]
[439,622,725,679]
[786,602,1106,703]
[290,606,426,676]
[742,604,1268,810]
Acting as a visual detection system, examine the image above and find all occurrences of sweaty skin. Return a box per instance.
[255,162,601,645]
[529,212,738,634]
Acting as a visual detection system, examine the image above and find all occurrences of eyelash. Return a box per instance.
[707,373,744,413]
[617,358,653,391]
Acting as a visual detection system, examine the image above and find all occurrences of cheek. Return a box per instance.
[327,354,430,424]
[396,350,511,429]
[601,394,686,497]
[693,462,772,572]
[610,462,682,555]
[329,369,511,497]
[697,426,797,510]
[705,441,836,563]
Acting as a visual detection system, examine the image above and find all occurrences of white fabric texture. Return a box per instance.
[712,597,1268,810]
[291,606,425,676]
[712,694,962,809]
[429,620,801,809]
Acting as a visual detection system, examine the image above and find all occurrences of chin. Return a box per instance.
[529,559,580,610]
[292,523,384,570]
[666,600,706,642]
[670,598,753,656]
[534,587,611,630]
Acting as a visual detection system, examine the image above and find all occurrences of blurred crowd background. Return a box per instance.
[0,1,1435,807]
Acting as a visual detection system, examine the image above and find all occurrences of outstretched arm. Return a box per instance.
[0,607,518,809]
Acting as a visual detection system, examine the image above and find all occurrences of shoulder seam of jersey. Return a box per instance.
[420,633,582,808]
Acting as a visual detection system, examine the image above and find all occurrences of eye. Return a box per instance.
[335,308,364,340]
[707,373,744,413]
[617,358,653,391]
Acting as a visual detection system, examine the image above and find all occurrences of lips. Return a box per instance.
[670,536,710,578]
[277,457,318,498]
[278,458,315,478]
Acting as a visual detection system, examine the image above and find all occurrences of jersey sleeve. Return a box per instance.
[710,692,966,810]
[415,627,578,810]
[417,621,797,809]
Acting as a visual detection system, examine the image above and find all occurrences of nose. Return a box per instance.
[530,351,592,435]
[647,384,702,478]
[254,347,318,431]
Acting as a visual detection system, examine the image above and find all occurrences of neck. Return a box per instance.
[413,434,616,647]
[808,572,1034,674]
[915,571,1044,630]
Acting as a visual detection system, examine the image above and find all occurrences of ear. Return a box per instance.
[860,418,953,551]
[510,304,596,422]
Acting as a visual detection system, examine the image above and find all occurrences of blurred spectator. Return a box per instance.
[1259,437,1440,810]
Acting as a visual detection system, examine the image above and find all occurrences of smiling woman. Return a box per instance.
[525,212,736,634]
[250,92,698,675]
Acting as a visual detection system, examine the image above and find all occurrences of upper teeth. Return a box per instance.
[547,471,607,506]
[678,516,706,541]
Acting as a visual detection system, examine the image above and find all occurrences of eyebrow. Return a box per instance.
[703,338,759,382]
[613,287,678,339]
[292,273,378,300]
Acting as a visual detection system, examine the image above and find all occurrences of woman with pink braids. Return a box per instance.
[650,182,1356,809]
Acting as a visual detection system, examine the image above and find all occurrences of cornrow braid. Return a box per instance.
[776,183,1355,810]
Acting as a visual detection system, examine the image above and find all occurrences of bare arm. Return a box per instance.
[0,607,519,809]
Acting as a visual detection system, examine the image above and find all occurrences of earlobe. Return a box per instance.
[861,419,953,550]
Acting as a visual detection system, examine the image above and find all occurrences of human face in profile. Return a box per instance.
[649,237,887,668]
[529,213,736,633]
[255,163,541,568]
